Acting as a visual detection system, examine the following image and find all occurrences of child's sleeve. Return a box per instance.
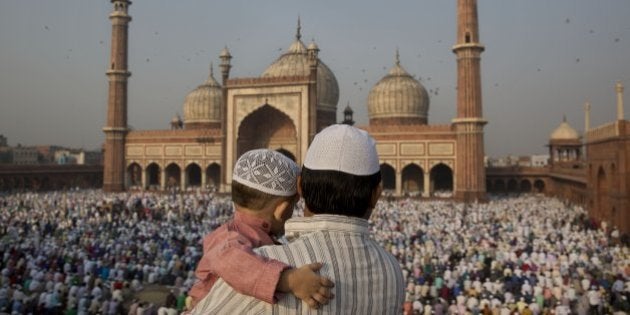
[202,230,290,304]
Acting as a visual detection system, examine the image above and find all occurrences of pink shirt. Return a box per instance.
[189,211,289,306]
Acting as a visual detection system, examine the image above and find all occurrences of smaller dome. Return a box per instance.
[182,64,223,128]
[344,103,353,115]
[220,46,231,58]
[550,117,579,140]
[171,114,181,124]
[307,41,319,51]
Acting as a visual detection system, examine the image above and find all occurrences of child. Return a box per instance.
[189,149,333,310]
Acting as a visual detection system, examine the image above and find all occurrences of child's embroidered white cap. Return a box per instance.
[232,149,299,196]
[304,124,380,176]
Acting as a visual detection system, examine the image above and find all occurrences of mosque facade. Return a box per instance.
[103,0,488,202]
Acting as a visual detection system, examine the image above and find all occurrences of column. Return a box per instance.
[423,171,431,197]
[141,167,147,190]
[395,171,402,197]
[180,170,186,191]
[160,168,166,190]
[201,167,207,190]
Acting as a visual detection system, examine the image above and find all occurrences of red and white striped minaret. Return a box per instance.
[103,0,131,192]
[452,0,487,202]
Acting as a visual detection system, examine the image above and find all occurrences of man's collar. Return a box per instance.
[284,215,369,241]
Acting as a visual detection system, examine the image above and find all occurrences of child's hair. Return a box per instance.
[232,180,292,210]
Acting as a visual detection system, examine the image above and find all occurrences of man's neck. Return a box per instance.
[302,207,372,220]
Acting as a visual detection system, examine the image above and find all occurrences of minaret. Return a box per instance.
[616,81,624,120]
[103,0,131,192]
[452,0,486,202]
[219,46,232,192]
[584,102,591,132]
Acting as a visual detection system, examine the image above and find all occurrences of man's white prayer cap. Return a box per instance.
[304,124,380,176]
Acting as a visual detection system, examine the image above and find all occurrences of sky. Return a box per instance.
[0,0,629,157]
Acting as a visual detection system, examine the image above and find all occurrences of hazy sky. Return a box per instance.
[1,1,629,157]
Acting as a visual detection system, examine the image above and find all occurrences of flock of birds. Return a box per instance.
[39,13,626,111]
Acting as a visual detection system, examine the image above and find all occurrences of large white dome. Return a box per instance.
[261,33,339,111]
[368,52,429,125]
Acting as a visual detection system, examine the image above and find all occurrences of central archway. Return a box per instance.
[237,104,297,158]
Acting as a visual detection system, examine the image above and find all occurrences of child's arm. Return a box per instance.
[203,230,334,307]
[277,262,335,309]
[202,230,286,304]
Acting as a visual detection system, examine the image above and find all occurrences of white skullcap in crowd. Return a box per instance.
[232,149,299,196]
[304,124,380,176]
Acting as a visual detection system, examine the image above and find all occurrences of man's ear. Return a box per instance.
[370,183,383,209]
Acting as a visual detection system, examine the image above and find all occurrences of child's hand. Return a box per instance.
[278,262,334,309]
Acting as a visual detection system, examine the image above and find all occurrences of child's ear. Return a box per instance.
[273,200,292,222]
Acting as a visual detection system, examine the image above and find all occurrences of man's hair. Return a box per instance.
[232,180,290,210]
[300,167,381,218]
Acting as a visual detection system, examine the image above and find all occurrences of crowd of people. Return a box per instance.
[373,195,629,314]
[0,189,627,314]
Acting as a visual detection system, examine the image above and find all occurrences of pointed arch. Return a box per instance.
[237,104,297,158]
[206,163,221,191]
[430,163,453,194]
[127,162,142,187]
[165,163,181,188]
[380,163,396,191]
[185,163,202,187]
[146,163,161,188]
[402,164,424,195]
[534,179,545,193]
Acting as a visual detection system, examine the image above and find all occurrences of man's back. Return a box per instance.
[194,215,404,314]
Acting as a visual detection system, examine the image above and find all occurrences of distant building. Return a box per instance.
[0,135,7,147]
[54,149,103,165]
[530,155,549,167]
[486,82,629,234]
[12,146,38,165]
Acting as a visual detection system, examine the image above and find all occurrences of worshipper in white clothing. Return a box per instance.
[193,124,405,314]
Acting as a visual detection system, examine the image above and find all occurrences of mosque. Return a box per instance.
[104,0,487,202]
[101,0,628,233]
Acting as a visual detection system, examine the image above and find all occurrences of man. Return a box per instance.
[193,124,405,314]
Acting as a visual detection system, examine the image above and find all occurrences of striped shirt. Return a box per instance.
[193,214,405,315]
